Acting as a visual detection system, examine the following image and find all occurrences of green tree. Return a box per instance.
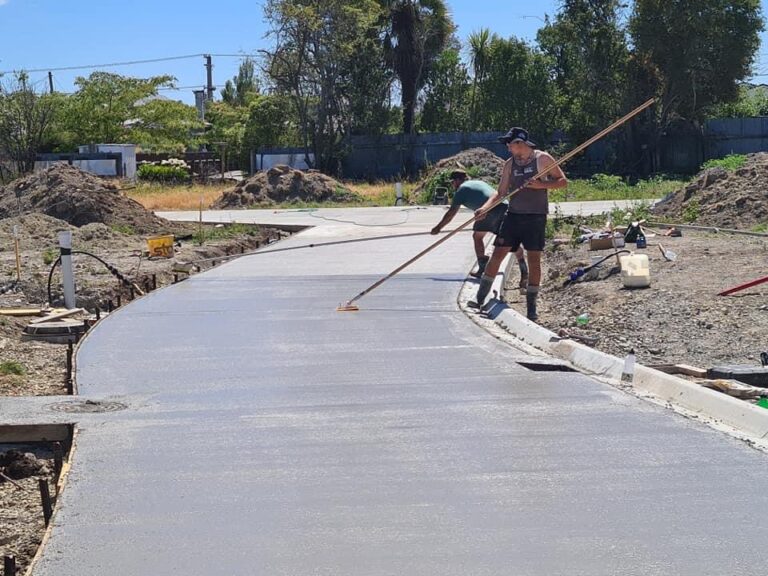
[60,72,175,146]
[418,48,471,132]
[205,100,250,169]
[474,36,559,139]
[244,94,299,151]
[0,73,60,174]
[127,98,203,153]
[264,0,386,172]
[221,58,260,107]
[381,0,454,134]
[629,0,763,162]
[706,84,768,118]
[467,28,492,130]
[537,0,629,141]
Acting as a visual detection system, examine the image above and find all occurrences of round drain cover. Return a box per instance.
[48,400,127,414]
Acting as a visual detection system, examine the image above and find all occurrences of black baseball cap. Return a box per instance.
[499,127,536,147]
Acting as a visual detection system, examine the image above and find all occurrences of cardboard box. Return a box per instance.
[589,236,626,251]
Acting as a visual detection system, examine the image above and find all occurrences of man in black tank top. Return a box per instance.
[470,127,567,321]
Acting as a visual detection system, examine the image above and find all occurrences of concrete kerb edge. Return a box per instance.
[461,270,768,445]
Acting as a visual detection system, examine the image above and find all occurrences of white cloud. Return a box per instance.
[0,1,8,6]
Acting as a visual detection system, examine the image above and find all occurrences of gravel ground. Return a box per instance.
[501,230,768,369]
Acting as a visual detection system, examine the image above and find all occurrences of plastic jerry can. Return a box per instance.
[619,253,651,288]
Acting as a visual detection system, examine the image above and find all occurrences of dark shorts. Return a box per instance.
[473,204,506,233]
[494,212,547,251]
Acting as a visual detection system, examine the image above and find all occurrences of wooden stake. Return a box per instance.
[12,226,20,282]
[4,555,16,576]
[198,194,204,244]
[38,479,53,525]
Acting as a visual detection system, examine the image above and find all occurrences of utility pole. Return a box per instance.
[204,54,214,100]
[48,71,54,94]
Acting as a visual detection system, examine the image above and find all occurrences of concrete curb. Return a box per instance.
[464,269,768,443]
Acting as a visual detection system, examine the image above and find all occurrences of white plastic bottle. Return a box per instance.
[621,349,636,383]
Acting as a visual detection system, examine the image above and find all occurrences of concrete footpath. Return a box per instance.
[157,199,656,229]
[5,204,768,575]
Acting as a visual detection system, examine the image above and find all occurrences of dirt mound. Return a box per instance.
[0,450,50,480]
[214,165,361,208]
[0,164,174,234]
[653,153,768,228]
[416,147,505,192]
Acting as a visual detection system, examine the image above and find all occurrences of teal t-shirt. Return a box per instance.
[451,180,504,211]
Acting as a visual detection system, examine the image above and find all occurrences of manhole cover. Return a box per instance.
[47,400,127,414]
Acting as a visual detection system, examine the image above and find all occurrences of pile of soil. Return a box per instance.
[0,164,174,234]
[500,232,768,369]
[653,153,768,228]
[215,165,361,208]
[416,147,505,193]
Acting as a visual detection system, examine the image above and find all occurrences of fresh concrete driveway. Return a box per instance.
[13,206,768,576]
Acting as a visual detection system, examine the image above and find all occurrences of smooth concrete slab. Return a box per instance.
[23,209,768,576]
[157,199,658,230]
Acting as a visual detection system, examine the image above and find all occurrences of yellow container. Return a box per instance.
[147,235,175,259]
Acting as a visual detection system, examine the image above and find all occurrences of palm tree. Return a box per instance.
[382,0,453,134]
[468,28,492,130]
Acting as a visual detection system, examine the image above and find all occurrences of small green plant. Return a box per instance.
[752,222,768,233]
[42,248,57,266]
[110,224,136,235]
[701,154,747,172]
[590,173,626,191]
[0,360,26,376]
[683,199,701,223]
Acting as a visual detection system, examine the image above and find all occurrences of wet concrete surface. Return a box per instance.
[9,215,768,575]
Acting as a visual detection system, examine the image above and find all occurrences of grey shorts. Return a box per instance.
[473,204,506,233]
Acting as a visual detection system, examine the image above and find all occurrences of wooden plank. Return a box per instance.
[648,364,708,378]
[0,308,44,317]
[699,379,764,399]
[0,424,72,443]
[29,308,85,325]
[674,364,709,379]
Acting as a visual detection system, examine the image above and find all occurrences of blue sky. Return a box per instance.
[0,0,766,104]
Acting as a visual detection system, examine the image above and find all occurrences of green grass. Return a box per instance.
[192,223,262,245]
[0,360,26,376]
[550,174,684,203]
[702,154,747,172]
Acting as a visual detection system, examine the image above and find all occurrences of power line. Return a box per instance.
[0,54,205,75]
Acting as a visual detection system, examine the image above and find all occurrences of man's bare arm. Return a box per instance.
[526,152,568,190]
[431,205,460,234]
